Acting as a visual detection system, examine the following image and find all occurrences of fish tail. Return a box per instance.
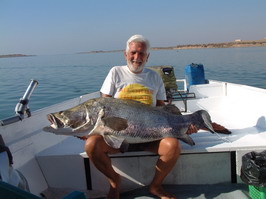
[194,110,216,134]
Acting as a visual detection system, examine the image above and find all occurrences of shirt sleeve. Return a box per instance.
[100,67,116,96]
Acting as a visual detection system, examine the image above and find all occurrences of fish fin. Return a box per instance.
[43,126,54,132]
[199,110,216,134]
[88,108,106,135]
[72,108,93,133]
[193,110,216,133]
[72,122,93,133]
[178,134,195,146]
[120,140,129,153]
[102,117,128,131]
[103,134,126,150]
[89,124,105,135]
[161,104,182,115]
[43,126,75,135]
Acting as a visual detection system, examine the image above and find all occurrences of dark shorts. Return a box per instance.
[126,141,159,152]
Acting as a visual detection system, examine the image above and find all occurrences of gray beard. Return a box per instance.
[127,61,146,73]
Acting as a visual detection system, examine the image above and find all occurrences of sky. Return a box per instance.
[1,0,266,55]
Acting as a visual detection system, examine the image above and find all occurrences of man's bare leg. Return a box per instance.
[85,135,121,199]
[147,138,181,199]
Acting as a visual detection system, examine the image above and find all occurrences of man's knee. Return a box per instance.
[159,138,181,157]
[85,135,105,157]
[85,135,120,156]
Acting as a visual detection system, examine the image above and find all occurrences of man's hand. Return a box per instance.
[200,122,232,134]
[186,124,199,135]
[101,93,112,98]
[211,122,232,134]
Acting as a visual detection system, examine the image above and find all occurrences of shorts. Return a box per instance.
[126,141,160,152]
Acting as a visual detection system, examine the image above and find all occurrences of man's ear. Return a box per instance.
[124,51,127,60]
[146,53,150,62]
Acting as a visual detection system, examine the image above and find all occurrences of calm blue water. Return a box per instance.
[0,47,265,119]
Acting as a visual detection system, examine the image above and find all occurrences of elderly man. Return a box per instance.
[85,34,180,199]
[85,35,228,199]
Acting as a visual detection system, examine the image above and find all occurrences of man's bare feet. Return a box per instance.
[212,122,232,134]
[107,174,121,199]
[149,184,177,199]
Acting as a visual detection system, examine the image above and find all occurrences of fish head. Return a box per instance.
[43,104,94,136]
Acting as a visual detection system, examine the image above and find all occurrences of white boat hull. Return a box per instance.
[1,80,265,198]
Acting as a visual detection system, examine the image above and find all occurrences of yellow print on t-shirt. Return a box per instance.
[118,83,153,105]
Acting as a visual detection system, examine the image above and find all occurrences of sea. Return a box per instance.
[0,47,265,120]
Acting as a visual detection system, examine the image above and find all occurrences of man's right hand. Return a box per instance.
[186,124,199,135]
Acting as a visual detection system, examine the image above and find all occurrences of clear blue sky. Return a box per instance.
[1,0,266,55]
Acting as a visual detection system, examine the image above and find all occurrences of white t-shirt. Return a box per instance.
[100,65,166,106]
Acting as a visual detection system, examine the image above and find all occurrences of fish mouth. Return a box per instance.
[47,114,64,129]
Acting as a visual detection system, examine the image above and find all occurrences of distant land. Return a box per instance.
[1,39,266,57]
[0,54,35,58]
[78,39,266,54]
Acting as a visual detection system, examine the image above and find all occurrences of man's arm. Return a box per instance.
[101,93,112,98]
[156,100,165,106]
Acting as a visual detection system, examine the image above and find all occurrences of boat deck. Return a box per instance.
[1,81,265,198]
[41,184,251,199]
[119,184,250,199]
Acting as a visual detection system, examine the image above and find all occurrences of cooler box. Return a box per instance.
[185,63,206,89]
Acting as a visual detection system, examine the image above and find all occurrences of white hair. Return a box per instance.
[126,34,150,53]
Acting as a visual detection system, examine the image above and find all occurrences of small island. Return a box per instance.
[0,54,35,58]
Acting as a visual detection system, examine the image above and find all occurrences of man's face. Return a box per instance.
[124,42,149,74]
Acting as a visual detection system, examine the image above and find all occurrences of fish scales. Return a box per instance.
[43,97,216,150]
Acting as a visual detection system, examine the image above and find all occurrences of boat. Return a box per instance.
[0,72,266,198]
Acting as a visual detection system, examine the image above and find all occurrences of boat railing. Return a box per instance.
[168,79,196,112]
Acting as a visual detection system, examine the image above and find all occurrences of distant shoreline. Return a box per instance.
[1,39,266,57]
[78,39,266,54]
[153,39,266,50]
[0,54,35,58]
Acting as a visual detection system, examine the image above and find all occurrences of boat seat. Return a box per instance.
[36,122,266,195]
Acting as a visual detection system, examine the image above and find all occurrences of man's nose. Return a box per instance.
[133,53,141,60]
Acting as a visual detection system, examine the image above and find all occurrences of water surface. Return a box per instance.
[0,47,265,119]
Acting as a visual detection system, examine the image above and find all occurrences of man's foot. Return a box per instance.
[107,186,119,199]
[149,184,177,199]
[212,122,232,134]
[107,174,121,199]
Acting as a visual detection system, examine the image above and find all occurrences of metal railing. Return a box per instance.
[0,80,38,126]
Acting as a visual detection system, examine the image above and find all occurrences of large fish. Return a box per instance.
[43,97,216,151]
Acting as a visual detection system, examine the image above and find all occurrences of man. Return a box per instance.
[85,35,228,199]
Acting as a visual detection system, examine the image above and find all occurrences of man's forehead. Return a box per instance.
[128,42,147,50]
[129,41,146,46]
